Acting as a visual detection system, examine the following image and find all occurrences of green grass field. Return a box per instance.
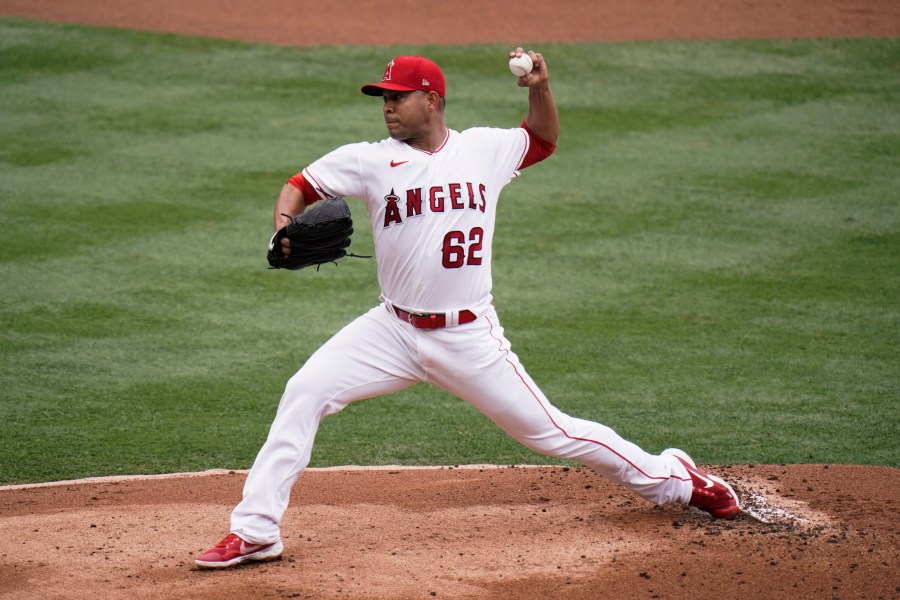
[1,18,897,484]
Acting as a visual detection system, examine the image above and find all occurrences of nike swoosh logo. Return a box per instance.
[240,541,264,554]
[390,160,408,167]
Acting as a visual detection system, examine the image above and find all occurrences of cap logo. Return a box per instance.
[383,60,395,82]
[422,79,430,87]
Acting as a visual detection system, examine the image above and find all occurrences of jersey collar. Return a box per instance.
[408,128,450,155]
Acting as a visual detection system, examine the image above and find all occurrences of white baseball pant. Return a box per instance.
[231,304,692,543]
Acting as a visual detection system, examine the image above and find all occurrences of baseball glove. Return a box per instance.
[267,197,356,270]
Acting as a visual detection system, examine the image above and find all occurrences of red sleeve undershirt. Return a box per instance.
[519,120,557,169]
[287,122,556,193]
[286,172,321,204]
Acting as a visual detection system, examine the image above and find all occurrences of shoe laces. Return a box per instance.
[216,533,241,548]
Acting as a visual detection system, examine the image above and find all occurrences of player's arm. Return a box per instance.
[512,48,559,145]
[276,168,327,230]
[274,172,322,255]
[274,183,307,232]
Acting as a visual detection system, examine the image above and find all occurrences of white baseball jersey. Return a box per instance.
[300,127,529,314]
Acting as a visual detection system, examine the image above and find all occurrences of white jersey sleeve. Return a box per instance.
[300,143,368,201]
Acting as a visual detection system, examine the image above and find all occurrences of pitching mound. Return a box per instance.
[1,464,897,599]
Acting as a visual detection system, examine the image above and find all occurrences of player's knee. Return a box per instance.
[513,432,571,458]
[279,378,326,412]
[279,378,353,422]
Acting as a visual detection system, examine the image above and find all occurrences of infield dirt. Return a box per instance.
[1,465,898,599]
[0,1,898,598]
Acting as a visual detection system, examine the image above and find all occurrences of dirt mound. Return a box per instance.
[1,465,897,599]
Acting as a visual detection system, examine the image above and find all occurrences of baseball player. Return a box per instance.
[196,49,740,569]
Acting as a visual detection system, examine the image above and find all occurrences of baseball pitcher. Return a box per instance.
[196,49,740,569]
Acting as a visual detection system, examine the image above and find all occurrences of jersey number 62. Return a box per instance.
[442,227,484,269]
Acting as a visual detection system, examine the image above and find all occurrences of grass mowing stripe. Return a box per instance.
[0,18,897,483]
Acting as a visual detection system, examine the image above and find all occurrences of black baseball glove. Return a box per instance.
[267,197,356,270]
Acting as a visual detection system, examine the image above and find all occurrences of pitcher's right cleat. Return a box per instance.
[663,448,741,520]
[195,533,283,569]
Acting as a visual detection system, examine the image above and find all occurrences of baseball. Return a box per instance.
[508,53,533,77]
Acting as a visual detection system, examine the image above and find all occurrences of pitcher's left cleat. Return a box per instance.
[663,448,741,520]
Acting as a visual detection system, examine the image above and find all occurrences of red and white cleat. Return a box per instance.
[195,533,283,569]
[663,448,741,520]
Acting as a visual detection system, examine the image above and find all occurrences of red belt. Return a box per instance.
[390,306,477,329]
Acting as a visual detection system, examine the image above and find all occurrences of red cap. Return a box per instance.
[361,56,446,98]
